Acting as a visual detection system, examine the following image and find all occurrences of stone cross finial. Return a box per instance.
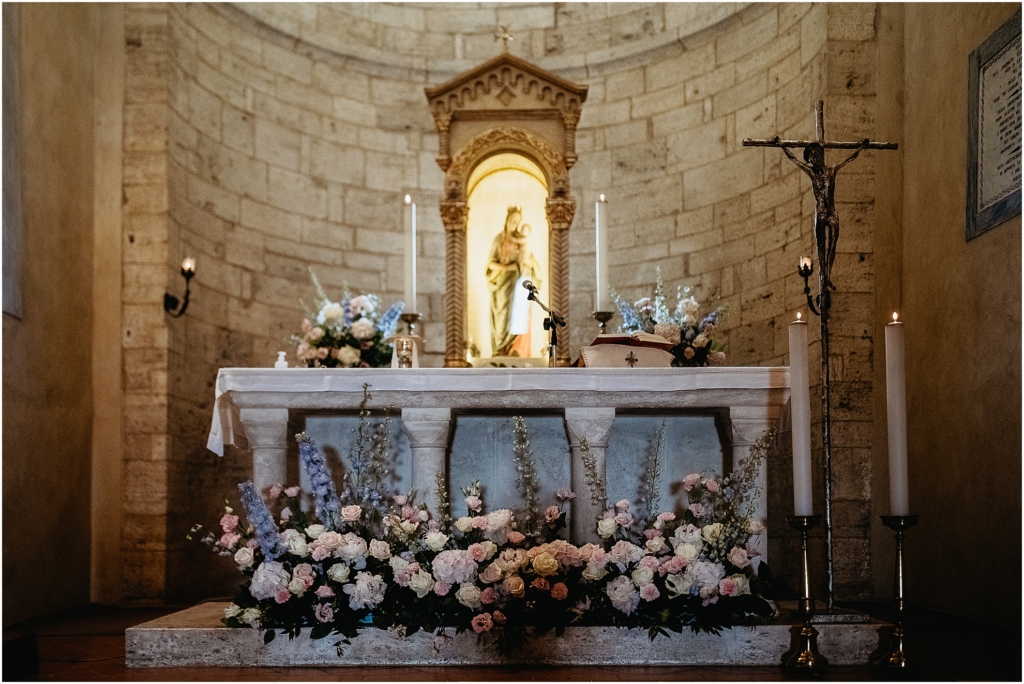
[494,25,514,52]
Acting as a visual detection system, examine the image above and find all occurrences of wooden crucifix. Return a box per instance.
[743,99,898,613]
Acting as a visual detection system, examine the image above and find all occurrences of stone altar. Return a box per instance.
[207,367,789,549]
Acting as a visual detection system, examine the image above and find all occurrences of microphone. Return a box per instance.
[522,280,539,299]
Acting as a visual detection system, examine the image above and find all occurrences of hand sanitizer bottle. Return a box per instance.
[274,351,288,369]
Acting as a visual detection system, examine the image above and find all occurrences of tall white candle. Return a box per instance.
[595,194,609,311]
[403,195,417,312]
[885,313,909,515]
[789,314,813,516]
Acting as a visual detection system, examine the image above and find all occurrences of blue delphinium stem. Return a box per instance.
[238,481,284,561]
[377,302,405,337]
[297,432,342,530]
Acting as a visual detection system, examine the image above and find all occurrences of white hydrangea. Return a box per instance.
[337,345,362,368]
[249,561,290,601]
[350,317,376,341]
[605,575,640,615]
[343,571,387,610]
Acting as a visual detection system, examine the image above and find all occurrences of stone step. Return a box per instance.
[125,602,888,667]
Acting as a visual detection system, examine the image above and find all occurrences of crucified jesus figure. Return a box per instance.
[776,136,869,294]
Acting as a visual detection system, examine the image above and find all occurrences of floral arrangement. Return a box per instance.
[610,267,727,367]
[291,271,404,368]
[193,388,774,655]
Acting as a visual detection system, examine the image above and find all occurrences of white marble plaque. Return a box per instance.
[979,33,1022,211]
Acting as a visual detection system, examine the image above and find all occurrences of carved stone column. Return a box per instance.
[729,405,778,562]
[564,407,615,544]
[402,408,452,516]
[546,198,575,366]
[440,201,470,367]
[239,408,289,496]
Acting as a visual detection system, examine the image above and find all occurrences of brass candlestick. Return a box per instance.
[880,514,917,669]
[592,310,614,332]
[400,312,422,337]
[784,515,828,671]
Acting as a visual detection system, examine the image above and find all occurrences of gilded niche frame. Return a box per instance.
[425,53,587,367]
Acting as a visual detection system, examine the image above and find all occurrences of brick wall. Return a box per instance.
[119,3,884,602]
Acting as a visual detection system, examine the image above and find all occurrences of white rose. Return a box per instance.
[369,539,392,560]
[692,333,709,348]
[327,563,351,584]
[597,517,618,538]
[286,536,308,557]
[321,302,344,322]
[675,543,700,563]
[645,536,666,555]
[672,524,703,547]
[408,569,434,598]
[727,546,750,569]
[455,517,474,533]
[234,547,255,569]
[479,562,504,584]
[455,583,482,610]
[701,523,724,544]
[239,608,262,626]
[337,345,361,367]
[399,519,419,535]
[665,572,693,598]
[582,563,608,581]
[389,556,410,573]
[631,565,655,586]
[731,574,751,595]
[288,576,307,596]
[224,603,242,619]
[479,541,498,560]
[424,531,449,552]
[350,317,376,341]
[305,525,325,539]
[484,509,513,544]
[747,519,765,535]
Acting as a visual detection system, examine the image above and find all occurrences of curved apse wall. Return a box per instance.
[148,3,881,600]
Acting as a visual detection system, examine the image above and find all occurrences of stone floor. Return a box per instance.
[3,602,1020,681]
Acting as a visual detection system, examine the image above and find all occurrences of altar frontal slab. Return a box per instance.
[125,602,883,667]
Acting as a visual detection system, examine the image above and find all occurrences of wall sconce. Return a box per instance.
[164,257,195,318]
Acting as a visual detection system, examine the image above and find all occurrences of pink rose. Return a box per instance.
[220,514,239,533]
[472,516,489,530]
[643,529,661,540]
[507,531,525,544]
[640,556,660,569]
[219,532,240,549]
[640,584,660,601]
[433,581,451,597]
[660,556,687,575]
[657,512,676,522]
[293,563,316,589]
[480,587,497,604]
[402,506,417,520]
[465,495,482,512]
[556,487,576,501]
[285,486,301,497]
[615,499,631,511]
[683,346,695,360]
[280,507,292,521]
[315,585,335,598]
[275,590,290,604]
[471,613,493,633]
[467,543,487,562]
[614,512,633,527]
[683,474,701,491]
[550,582,568,601]
[704,479,720,493]
[688,503,705,519]
[393,494,407,506]
[311,545,331,561]
[531,577,550,591]
[544,506,560,523]
[719,578,739,597]
[269,484,283,499]
[314,604,334,623]
[341,505,362,522]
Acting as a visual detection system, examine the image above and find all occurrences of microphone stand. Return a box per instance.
[523,282,565,368]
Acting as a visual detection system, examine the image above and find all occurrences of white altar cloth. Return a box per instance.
[207,367,790,455]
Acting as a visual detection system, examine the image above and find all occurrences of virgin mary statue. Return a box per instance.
[486,206,541,356]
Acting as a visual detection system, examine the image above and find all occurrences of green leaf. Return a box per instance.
[263,629,276,645]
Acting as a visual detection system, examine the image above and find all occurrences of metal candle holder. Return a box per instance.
[784,515,828,671]
[880,514,917,669]
[592,310,614,332]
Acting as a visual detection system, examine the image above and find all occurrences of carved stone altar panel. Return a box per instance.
[426,53,587,367]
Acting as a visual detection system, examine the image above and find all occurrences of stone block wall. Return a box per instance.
[116,3,886,603]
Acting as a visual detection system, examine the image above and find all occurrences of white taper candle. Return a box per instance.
[595,194,609,311]
[885,313,909,516]
[789,314,813,516]
[403,195,417,312]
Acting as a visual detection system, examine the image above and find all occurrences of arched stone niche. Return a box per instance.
[425,53,587,367]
